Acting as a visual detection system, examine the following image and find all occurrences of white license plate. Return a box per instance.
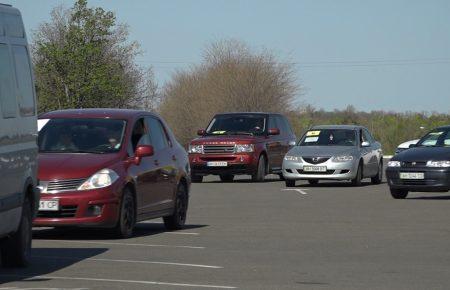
[207,161,228,167]
[400,172,424,180]
[39,199,59,211]
[303,166,327,172]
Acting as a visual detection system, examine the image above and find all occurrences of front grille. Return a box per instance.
[302,157,331,164]
[297,169,335,175]
[203,145,235,154]
[38,205,78,218]
[402,161,427,168]
[45,178,85,192]
[397,180,428,186]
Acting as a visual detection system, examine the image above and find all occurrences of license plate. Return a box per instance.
[39,200,59,211]
[303,166,327,172]
[400,172,424,180]
[207,161,228,167]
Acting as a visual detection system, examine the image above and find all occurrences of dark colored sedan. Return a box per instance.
[35,109,190,237]
[386,125,450,199]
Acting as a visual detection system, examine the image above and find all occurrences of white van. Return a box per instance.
[0,3,39,267]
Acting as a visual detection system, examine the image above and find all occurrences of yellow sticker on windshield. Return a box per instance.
[306,130,321,137]
[212,131,226,134]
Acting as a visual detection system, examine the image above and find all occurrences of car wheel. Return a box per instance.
[285,179,296,187]
[371,161,383,184]
[191,174,203,183]
[351,162,363,186]
[278,173,285,181]
[164,183,188,230]
[114,187,136,238]
[1,196,32,267]
[390,188,408,199]
[308,179,319,185]
[219,174,234,182]
[252,155,266,182]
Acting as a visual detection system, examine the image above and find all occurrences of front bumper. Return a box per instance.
[33,185,121,228]
[282,158,358,180]
[386,167,450,192]
[189,153,257,175]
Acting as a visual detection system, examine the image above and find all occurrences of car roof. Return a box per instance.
[310,125,366,130]
[435,125,450,130]
[214,112,281,116]
[39,108,157,120]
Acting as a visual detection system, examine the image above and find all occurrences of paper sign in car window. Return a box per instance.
[304,136,319,142]
[212,131,226,135]
[306,130,321,137]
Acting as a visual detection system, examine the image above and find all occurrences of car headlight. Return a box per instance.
[78,169,119,191]
[235,144,254,153]
[284,155,301,162]
[188,144,203,154]
[387,161,401,167]
[332,155,354,162]
[426,160,450,167]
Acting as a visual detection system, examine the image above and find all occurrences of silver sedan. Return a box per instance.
[282,125,383,187]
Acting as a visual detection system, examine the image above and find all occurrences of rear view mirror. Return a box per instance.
[135,145,154,158]
[197,129,205,136]
[361,141,370,147]
[268,128,280,135]
[409,143,416,148]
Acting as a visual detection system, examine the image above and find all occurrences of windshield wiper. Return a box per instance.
[227,131,254,136]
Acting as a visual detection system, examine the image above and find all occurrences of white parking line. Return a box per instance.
[0,275,237,289]
[165,232,199,236]
[34,255,222,269]
[36,239,205,249]
[282,188,309,195]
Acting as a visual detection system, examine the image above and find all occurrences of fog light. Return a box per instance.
[87,205,103,216]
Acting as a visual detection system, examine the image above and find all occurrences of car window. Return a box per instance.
[146,117,169,151]
[12,46,35,116]
[275,116,286,135]
[206,114,266,136]
[417,129,450,147]
[3,13,24,38]
[267,115,278,130]
[130,118,150,154]
[300,129,356,146]
[0,44,17,118]
[362,129,374,144]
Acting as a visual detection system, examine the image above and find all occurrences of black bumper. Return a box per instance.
[191,164,256,176]
[386,167,450,192]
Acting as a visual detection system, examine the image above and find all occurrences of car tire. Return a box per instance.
[351,162,363,186]
[308,179,319,185]
[191,174,203,183]
[278,173,285,181]
[371,161,383,184]
[114,188,136,238]
[1,196,32,267]
[164,184,188,230]
[219,174,234,182]
[285,179,296,187]
[252,155,266,182]
[390,188,408,199]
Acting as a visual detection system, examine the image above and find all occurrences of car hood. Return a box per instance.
[397,139,419,149]
[393,146,450,162]
[191,135,262,145]
[38,153,122,180]
[287,146,357,157]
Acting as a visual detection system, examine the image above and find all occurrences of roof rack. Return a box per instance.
[0,3,12,7]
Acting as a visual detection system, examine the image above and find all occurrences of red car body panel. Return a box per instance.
[35,109,190,228]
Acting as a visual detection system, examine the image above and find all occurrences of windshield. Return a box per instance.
[299,129,357,146]
[38,118,127,154]
[416,129,450,147]
[206,114,266,136]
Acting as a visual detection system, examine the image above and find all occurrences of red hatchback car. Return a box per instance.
[35,109,190,237]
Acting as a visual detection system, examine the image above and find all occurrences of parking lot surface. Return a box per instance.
[1,174,450,289]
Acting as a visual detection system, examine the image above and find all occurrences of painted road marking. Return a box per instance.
[0,275,237,289]
[166,232,200,235]
[282,188,309,195]
[34,255,222,269]
[36,239,205,249]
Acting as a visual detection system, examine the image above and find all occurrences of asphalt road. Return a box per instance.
[1,172,450,289]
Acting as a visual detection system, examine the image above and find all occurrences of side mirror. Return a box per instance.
[361,141,370,147]
[268,128,280,135]
[197,129,205,136]
[135,145,154,158]
[409,143,416,148]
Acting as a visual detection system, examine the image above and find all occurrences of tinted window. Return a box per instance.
[362,129,373,144]
[131,118,149,153]
[12,46,35,116]
[0,44,17,118]
[3,13,24,38]
[147,117,169,151]
[417,128,450,147]
[267,116,277,130]
[206,114,266,136]
[300,129,356,146]
[39,118,126,153]
[276,116,292,135]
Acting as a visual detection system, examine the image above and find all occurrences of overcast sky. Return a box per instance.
[6,0,450,113]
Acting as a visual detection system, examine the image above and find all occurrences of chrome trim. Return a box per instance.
[39,178,85,194]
